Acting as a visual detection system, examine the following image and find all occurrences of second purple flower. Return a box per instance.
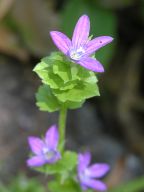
[27,125,61,167]
[78,152,109,191]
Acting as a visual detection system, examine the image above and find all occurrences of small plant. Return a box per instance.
[27,14,113,192]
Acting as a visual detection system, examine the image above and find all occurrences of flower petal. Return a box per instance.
[88,163,110,178]
[78,152,91,172]
[27,156,45,167]
[50,31,71,54]
[83,178,107,191]
[28,137,44,155]
[80,183,88,191]
[45,125,59,149]
[72,15,90,48]
[85,36,113,56]
[78,57,104,72]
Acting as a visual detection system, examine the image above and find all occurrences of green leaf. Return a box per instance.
[53,60,72,83]
[36,151,77,176]
[34,52,97,89]
[70,64,79,80]
[34,52,100,108]
[33,61,49,72]
[36,85,60,112]
[109,177,144,192]
[65,100,84,109]
[35,65,64,89]
[48,179,82,192]
[34,53,77,90]
[53,82,100,102]
[42,70,64,89]
[34,53,58,71]
[59,81,77,91]
[35,83,89,111]
[77,65,98,84]
[34,52,63,74]
[59,151,78,172]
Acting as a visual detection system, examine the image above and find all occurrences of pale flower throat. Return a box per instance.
[80,168,91,181]
[42,147,56,160]
[69,47,85,61]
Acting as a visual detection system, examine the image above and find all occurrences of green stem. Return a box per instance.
[58,106,67,151]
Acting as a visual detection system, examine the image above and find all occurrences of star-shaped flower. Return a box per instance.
[50,14,113,72]
[78,152,109,191]
[27,125,61,167]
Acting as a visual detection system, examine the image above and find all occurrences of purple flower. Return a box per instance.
[78,152,110,191]
[27,125,61,167]
[50,14,113,72]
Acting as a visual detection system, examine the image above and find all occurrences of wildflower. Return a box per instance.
[50,14,113,72]
[78,152,109,191]
[27,125,61,167]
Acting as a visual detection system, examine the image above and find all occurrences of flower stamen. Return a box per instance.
[69,47,85,61]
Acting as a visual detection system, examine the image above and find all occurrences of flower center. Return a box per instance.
[69,47,85,61]
[42,148,56,160]
[80,168,90,181]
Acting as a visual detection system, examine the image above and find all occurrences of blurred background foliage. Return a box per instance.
[0,174,144,192]
[0,0,144,191]
[0,175,46,192]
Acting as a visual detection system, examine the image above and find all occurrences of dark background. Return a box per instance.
[0,0,144,190]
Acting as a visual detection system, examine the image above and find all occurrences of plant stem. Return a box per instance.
[58,106,67,151]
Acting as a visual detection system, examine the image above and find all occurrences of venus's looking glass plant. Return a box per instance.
[27,14,113,192]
